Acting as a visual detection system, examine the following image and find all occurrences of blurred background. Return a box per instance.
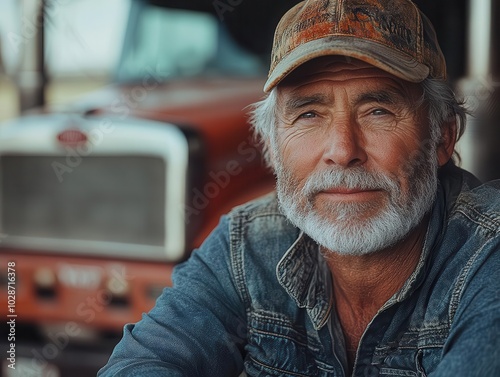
[0,0,129,120]
[0,0,498,376]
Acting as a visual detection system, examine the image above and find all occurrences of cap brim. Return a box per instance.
[264,35,429,92]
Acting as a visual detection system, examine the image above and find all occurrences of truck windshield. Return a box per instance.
[115,4,266,82]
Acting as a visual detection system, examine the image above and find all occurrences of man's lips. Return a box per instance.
[317,188,382,198]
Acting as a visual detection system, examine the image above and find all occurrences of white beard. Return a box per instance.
[274,145,439,256]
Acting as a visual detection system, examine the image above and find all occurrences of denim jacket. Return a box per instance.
[98,164,500,377]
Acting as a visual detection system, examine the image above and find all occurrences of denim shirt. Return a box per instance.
[98,164,500,377]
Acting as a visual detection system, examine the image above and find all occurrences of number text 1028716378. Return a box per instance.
[6,261,16,371]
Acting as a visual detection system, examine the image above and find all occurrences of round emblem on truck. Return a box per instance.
[57,129,88,145]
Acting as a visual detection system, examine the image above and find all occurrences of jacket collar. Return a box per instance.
[276,231,332,330]
[388,162,482,304]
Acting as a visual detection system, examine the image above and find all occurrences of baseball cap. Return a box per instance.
[264,0,446,92]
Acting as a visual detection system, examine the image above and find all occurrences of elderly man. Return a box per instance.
[99,0,500,376]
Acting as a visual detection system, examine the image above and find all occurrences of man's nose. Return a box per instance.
[321,115,367,168]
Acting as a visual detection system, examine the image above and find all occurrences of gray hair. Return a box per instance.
[248,78,467,167]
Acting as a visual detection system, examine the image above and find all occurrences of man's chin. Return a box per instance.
[296,210,412,256]
[312,204,384,224]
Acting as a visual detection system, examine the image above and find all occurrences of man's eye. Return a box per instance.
[299,111,317,119]
[371,108,390,116]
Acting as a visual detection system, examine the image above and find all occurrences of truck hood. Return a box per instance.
[65,76,266,127]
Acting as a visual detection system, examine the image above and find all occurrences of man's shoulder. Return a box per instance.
[453,177,500,235]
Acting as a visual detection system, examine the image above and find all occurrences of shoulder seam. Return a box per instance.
[448,236,498,324]
[454,200,500,236]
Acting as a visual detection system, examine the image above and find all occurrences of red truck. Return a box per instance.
[0,3,275,376]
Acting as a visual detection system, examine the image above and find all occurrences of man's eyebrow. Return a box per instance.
[283,93,329,112]
[355,89,406,105]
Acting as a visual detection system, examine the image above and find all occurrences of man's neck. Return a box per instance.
[324,216,428,310]
[323,217,429,371]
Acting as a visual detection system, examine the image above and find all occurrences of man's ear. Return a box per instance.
[437,118,457,167]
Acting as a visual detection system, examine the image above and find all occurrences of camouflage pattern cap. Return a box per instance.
[264,0,446,92]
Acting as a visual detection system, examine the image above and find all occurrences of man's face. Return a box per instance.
[272,57,440,255]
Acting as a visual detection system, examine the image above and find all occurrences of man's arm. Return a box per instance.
[98,216,247,376]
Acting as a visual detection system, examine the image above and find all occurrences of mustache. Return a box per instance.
[300,167,400,197]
